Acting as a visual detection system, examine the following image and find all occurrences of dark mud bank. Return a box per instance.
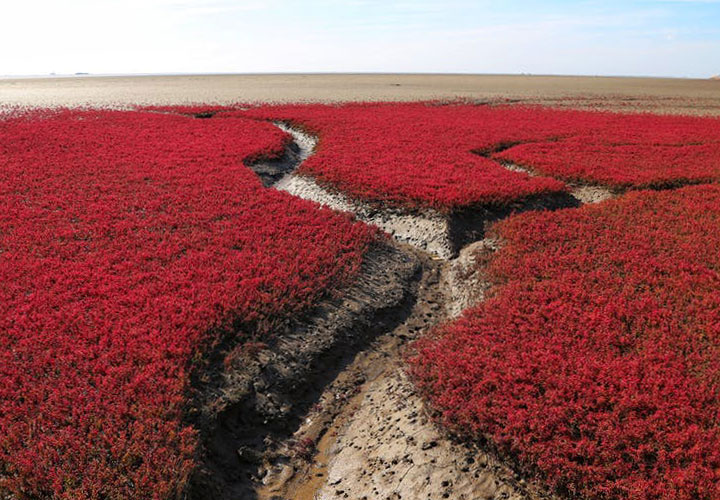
[186,242,421,500]
[447,191,579,253]
[246,122,316,187]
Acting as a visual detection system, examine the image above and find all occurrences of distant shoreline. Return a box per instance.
[0,72,714,81]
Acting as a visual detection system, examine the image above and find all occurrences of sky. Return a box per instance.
[2,0,719,78]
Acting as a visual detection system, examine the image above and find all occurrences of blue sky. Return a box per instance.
[2,0,719,77]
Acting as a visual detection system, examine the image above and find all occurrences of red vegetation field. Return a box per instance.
[238,103,720,208]
[497,112,720,189]
[410,185,720,500]
[5,102,720,499]
[235,103,570,210]
[0,110,376,498]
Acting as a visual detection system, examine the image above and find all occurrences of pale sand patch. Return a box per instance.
[278,174,456,259]
[316,370,537,500]
[443,238,498,319]
[570,184,616,204]
[495,161,616,205]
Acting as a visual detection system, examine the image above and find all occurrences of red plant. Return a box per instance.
[232,103,571,210]
[6,102,720,499]
[233,103,720,209]
[496,111,720,189]
[409,185,720,500]
[0,109,376,498]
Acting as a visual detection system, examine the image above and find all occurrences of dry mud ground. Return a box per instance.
[2,73,720,115]
[3,76,720,500]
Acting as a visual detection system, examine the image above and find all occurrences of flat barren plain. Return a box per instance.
[2,73,720,114]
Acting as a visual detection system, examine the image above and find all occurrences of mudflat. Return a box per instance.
[2,73,720,114]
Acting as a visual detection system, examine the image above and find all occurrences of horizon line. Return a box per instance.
[1,71,717,81]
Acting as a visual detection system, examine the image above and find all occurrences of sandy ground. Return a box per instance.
[1,73,720,114]
[315,370,544,500]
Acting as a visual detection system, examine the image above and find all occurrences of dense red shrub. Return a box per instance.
[5,102,720,499]
[0,109,376,498]
[497,112,720,189]
[409,185,720,500]
[234,103,571,210]
[234,103,720,208]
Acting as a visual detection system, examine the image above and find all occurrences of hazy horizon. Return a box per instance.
[1,71,717,80]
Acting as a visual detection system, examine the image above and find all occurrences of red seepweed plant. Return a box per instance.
[236,102,720,208]
[0,109,376,498]
[4,102,720,499]
[410,185,720,500]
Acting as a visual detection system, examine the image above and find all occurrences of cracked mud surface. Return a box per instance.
[188,243,421,500]
[253,250,444,500]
